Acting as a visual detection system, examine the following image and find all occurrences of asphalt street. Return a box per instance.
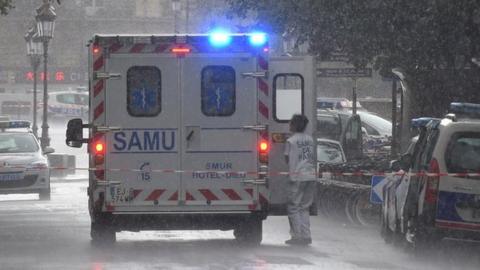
[0,124,479,269]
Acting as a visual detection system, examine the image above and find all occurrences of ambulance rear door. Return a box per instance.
[181,53,259,211]
[104,53,182,211]
[267,56,317,215]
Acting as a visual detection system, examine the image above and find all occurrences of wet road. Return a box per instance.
[1,176,480,270]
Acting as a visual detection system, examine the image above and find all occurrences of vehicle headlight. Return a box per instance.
[26,161,49,171]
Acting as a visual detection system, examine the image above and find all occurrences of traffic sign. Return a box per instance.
[370,175,388,204]
[317,68,372,78]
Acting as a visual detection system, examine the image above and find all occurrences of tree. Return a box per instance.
[0,0,13,15]
[226,0,480,128]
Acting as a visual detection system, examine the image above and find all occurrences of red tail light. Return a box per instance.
[259,140,269,164]
[171,47,191,54]
[95,142,104,154]
[259,141,269,153]
[93,142,105,166]
[92,45,101,54]
[425,158,440,204]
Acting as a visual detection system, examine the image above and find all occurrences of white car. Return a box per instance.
[46,91,88,119]
[0,120,53,200]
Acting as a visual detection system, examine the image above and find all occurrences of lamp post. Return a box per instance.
[25,27,43,138]
[171,0,180,33]
[35,1,56,150]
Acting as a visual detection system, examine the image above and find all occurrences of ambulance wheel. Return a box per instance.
[234,218,262,245]
[39,186,51,201]
[91,221,116,245]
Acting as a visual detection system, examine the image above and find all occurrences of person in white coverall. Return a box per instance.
[284,114,317,245]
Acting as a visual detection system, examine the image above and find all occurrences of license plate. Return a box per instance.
[0,173,23,181]
[109,187,134,203]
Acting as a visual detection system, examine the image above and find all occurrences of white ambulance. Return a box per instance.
[66,32,319,245]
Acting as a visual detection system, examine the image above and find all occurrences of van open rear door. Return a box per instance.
[267,56,317,215]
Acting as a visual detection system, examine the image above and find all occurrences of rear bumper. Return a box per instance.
[95,212,265,232]
[422,221,480,241]
[0,172,49,194]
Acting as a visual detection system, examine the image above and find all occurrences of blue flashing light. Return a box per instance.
[208,31,232,48]
[450,102,480,116]
[411,117,439,128]
[248,32,267,47]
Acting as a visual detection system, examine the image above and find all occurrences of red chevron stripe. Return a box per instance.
[258,56,268,70]
[109,43,122,53]
[258,78,269,96]
[130,43,146,53]
[132,189,142,199]
[259,101,269,119]
[93,101,104,120]
[259,193,269,204]
[186,192,195,201]
[199,189,219,201]
[154,44,169,53]
[245,188,254,197]
[168,191,178,201]
[93,80,104,97]
[93,56,104,71]
[222,189,242,200]
[145,189,165,201]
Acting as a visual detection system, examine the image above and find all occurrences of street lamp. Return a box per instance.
[35,1,56,150]
[171,0,180,33]
[25,27,43,138]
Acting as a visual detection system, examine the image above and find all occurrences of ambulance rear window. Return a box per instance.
[127,66,161,117]
[201,66,236,117]
[273,74,304,122]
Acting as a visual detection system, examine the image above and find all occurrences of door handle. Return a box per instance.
[242,125,267,131]
[186,130,194,141]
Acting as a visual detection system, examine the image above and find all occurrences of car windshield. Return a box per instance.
[356,111,392,135]
[317,141,345,163]
[0,133,39,153]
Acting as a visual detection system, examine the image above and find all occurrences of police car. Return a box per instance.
[0,120,54,200]
[46,91,88,120]
[381,103,480,251]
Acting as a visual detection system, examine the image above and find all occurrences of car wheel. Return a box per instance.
[39,186,51,201]
[381,195,394,244]
[91,221,116,246]
[234,217,262,245]
[90,214,116,246]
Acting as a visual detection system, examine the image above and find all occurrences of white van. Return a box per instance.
[66,33,318,244]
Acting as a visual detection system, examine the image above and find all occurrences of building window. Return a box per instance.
[201,66,236,117]
[127,66,161,117]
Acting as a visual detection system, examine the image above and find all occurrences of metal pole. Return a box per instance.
[391,79,398,158]
[352,78,357,115]
[40,40,50,150]
[185,0,189,33]
[32,57,39,137]
[174,10,178,33]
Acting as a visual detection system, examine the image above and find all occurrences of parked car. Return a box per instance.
[0,120,54,200]
[317,97,364,111]
[43,91,88,120]
[317,108,392,156]
[381,103,480,252]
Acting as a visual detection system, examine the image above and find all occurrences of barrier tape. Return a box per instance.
[1,165,480,178]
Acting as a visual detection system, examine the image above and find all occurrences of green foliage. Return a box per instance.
[0,0,14,15]
[226,0,480,115]
[227,0,480,72]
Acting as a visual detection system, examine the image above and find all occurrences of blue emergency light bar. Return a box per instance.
[449,102,480,116]
[207,30,268,49]
[0,120,31,129]
[411,117,440,128]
